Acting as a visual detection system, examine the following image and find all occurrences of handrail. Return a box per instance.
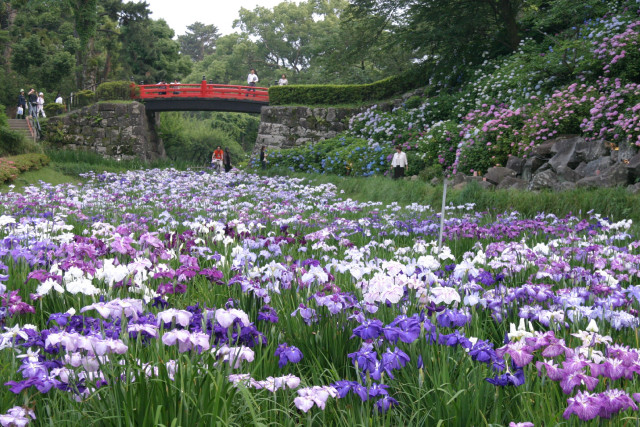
[136,81,269,103]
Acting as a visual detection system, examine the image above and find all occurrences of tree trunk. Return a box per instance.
[498,0,520,51]
[2,5,17,72]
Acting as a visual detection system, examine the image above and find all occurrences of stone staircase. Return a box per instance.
[7,119,34,139]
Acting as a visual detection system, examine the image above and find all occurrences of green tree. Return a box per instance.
[178,22,219,62]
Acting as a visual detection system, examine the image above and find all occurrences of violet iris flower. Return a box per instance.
[275,343,303,368]
[352,319,383,340]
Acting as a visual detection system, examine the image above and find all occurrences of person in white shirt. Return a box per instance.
[246,69,258,97]
[55,93,63,104]
[36,92,46,118]
[278,74,288,86]
[391,145,408,179]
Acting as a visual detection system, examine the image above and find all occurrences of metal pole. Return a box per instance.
[437,178,447,254]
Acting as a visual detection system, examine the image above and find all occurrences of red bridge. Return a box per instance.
[136,79,269,113]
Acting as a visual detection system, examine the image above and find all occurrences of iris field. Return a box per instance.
[0,169,640,426]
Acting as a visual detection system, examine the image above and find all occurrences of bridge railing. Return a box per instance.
[137,82,269,103]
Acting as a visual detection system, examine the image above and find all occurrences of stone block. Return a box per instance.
[505,156,525,175]
[485,166,516,185]
[529,169,558,191]
[576,163,630,188]
[549,136,579,172]
[575,156,612,178]
[496,176,528,190]
[571,137,608,164]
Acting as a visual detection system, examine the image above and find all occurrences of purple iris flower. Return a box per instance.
[381,347,410,370]
[352,319,383,340]
[348,345,378,372]
[438,330,472,349]
[486,364,525,387]
[332,380,359,398]
[257,305,279,323]
[275,343,303,368]
[437,309,471,328]
[354,383,389,401]
[375,395,399,413]
[468,339,498,365]
[562,391,602,421]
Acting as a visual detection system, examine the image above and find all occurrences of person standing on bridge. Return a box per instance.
[212,146,224,172]
[223,147,232,173]
[247,69,258,97]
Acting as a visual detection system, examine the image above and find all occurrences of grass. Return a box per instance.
[261,169,640,222]
[0,166,79,193]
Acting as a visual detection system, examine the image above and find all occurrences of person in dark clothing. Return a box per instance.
[17,89,26,119]
[260,146,266,169]
[223,148,232,172]
[27,89,38,118]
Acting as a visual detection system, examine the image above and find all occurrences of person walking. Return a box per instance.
[247,69,258,97]
[259,146,267,169]
[391,145,408,179]
[36,92,46,118]
[223,147,232,173]
[16,89,26,119]
[211,146,224,172]
[27,89,38,118]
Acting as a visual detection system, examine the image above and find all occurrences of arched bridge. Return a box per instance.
[137,80,269,114]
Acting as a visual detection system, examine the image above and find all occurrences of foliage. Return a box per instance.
[0,153,49,183]
[43,103,67,117]
[158,112,245,165]
[96,81,136,101]
[270,63,431,105]
[177,22,219,62]
[75,90,95,107]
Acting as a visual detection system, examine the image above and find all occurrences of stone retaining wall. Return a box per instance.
[47,102,165,161]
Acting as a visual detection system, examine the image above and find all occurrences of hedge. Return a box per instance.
[269,63,432,105]
[0,153,50,184]
[0,127,26,156]
[43,103,67,117]
[96,81,139,101]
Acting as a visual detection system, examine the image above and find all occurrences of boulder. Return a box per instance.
[626,152,640,181]
[529,169,559,191]
[611,141,636,163]
[570,138,608,164]
[574,156,612,178]
[531,140,556,158]
[552,181,577,191]
[496,176,528,190]
[576,163,630,188]
[549,136,580,172]
[627,182,640,194]
[484,167,517,185]
[506,156,526,175]
[478,180,495,190]
[555,166,582,183]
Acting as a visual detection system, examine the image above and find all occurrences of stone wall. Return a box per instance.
[255,88,426,151]
[47,102,165,161]
[451,135,640,192]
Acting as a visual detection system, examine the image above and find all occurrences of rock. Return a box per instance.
[627,182,640,194]
[576,163,630,188]
[556,166,582,183]
[411,175,419,181]
[531,140,556,158]
[611,141,636,163]
[430,177,440,186]
[571,137,608,164]
[574,156,612,178]
[463,176,484,184]
[626,152,640,181]
[451,173,467,186]
[505,156,525,175]
[553,181,576,191]
[453,182,466,190]
[485,167,516,185]
[530,169,558,191]
[496,176,528,190]
[549,136,580,172]
[478,180,495,190]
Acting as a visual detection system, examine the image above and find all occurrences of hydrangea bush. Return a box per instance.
[266,3,640,176]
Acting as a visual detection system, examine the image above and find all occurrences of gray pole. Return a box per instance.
[437,178,447,254]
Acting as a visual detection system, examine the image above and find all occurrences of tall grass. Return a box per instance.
[263,169,640,222]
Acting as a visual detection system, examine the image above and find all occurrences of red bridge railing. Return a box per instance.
[136,80,269,103]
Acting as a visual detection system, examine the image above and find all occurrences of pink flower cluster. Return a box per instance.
[593,21,640,73]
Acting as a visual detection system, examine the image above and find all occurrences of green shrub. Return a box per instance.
[43,103,66,117]
[404,96,423,110]
[96,81,138,101]
[0,153,49,184]
[0,103,8,128]
[75,90,95,107]
[269,63,432,105]
[0,127,27,156]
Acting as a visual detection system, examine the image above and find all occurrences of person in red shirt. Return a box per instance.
[212,146,224,172]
